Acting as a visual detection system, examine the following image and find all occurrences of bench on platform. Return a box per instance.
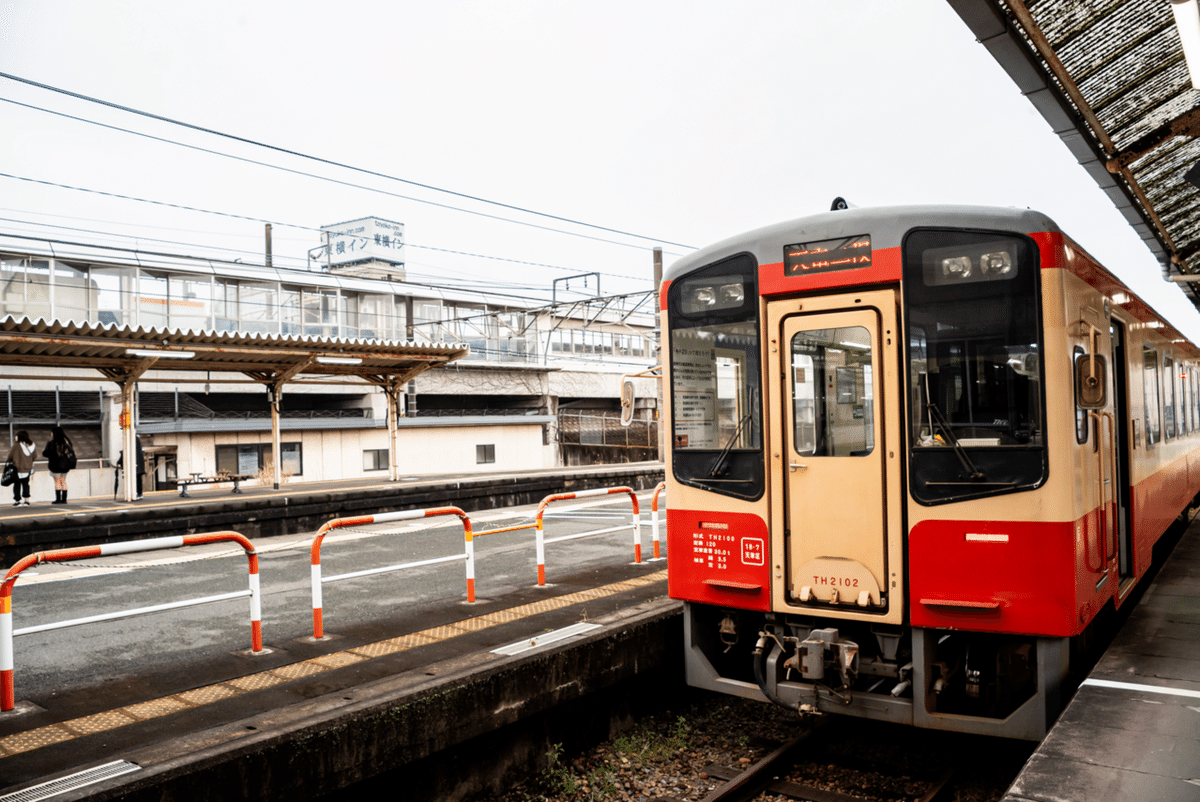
[178,473,254,497]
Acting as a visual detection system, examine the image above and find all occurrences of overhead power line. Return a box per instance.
[0,175,655,283]
[0,72,696,251]
[1,96,688,258]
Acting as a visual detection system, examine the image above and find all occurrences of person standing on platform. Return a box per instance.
[44,426,77,505]
[6,430,35,506]
[117,436,146,499]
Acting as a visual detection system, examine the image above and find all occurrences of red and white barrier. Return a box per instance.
[534,486,641,586]
[309,506,474,639]
[0,531,262,712]
[650,482,666,560]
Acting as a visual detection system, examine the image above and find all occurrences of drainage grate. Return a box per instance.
[0,761,141,802]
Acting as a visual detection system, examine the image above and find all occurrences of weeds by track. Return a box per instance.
[494,690,1033,802]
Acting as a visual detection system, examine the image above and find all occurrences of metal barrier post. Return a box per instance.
[534,486,641,586]
[0,531,261,713]
[310,506,474,639]
[651,481,666,560]
[535,513,547,586]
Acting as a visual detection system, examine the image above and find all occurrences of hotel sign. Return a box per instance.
[321,217,405,266]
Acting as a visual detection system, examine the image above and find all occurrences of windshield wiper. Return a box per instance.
[922,373,985,482]
[708,413,752,479]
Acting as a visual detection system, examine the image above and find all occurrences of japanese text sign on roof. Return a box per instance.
[321,217,405,266]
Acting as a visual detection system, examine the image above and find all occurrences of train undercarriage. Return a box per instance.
[684,603,1070,740]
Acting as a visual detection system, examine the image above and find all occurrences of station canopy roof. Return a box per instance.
[948,0,1200,308]
[0,317,468,389]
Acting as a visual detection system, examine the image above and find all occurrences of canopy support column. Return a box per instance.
[387,378,403,482]
[121,379,137,502]
[99,357,156,503]
[269,381,283,490]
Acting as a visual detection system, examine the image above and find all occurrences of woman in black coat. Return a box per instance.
[43,426,77,505]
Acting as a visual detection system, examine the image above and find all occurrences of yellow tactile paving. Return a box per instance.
[123,697,192,720]
[0,724,73,755]
[310,652,367,669]
[270,662,328,681]
[60,709,138,735]
[0,569,667,758]
[416,623,474,640]
[381,632,438,649]
[177,684,240,706]
[227,672,293,692]
[348,641,405,658]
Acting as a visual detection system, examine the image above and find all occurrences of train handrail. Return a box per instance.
[0,531,262,712]
[650,481,666,560]
[1087,411,1107,570]
[534,486,641,585]
[309,506,474,639]
[1101,411,1117,564]
[1087,411,1119,573]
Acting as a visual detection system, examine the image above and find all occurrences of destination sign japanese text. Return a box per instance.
[784,235,872,276]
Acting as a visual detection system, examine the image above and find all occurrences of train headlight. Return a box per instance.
[982,251,1013,275]
[941,256,973,278]
[921,239,1021,286]
[679,277,747,314]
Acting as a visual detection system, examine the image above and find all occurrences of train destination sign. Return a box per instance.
[784,235,871,276]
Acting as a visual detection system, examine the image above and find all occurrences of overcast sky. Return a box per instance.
[3,1,1199,335]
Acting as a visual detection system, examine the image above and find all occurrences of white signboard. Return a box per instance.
[321,217,405,266]
[672,340,718,449]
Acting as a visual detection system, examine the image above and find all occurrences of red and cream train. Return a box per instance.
[662,204,1199,739]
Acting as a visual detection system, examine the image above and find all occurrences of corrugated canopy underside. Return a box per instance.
[0,318,469,387]
[948,0,1200,307]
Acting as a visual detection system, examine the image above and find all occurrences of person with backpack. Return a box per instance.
[5,430,36,506]
[43,426,77,505]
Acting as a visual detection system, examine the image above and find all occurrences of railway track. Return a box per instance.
[493,691,1028,802]
[650,720,957,802]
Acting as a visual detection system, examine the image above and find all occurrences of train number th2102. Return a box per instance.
[812,575,860,588]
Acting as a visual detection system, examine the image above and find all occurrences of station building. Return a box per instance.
[0,220,659,500]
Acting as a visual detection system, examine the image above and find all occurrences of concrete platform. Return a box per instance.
[0,559,681,801]
[1003,519,1200,802]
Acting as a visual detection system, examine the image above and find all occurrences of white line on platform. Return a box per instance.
[1081,678,1200,700]
[491,622,602,656]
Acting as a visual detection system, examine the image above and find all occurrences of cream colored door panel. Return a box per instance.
[783,309,886,609]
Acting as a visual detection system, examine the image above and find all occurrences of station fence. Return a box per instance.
[309,506,474,639]
[650,482,666,560]
[0,531,262,712]
[534,487,641,585]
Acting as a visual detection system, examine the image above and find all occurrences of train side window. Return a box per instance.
[1183,366,1192,434]
[1143,346,1161,447]
[1164,354,1176,440]
[1185,369,1195,432]
[1073,345,1090,444]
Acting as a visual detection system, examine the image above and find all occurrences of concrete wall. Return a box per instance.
[150,423,547,484]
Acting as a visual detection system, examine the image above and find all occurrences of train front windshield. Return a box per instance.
[903,229,1046,504]
[668,253,764,500]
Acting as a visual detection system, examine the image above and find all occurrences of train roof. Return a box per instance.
[663,204,1061,282]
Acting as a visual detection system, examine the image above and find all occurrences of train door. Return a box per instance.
[781,307,889,609]
[1110,319,1133,584]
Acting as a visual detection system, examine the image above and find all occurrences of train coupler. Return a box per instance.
[785,628,859,693]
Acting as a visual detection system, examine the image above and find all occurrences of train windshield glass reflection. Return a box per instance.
[903,229,1046,504]
[668,253,764,501]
